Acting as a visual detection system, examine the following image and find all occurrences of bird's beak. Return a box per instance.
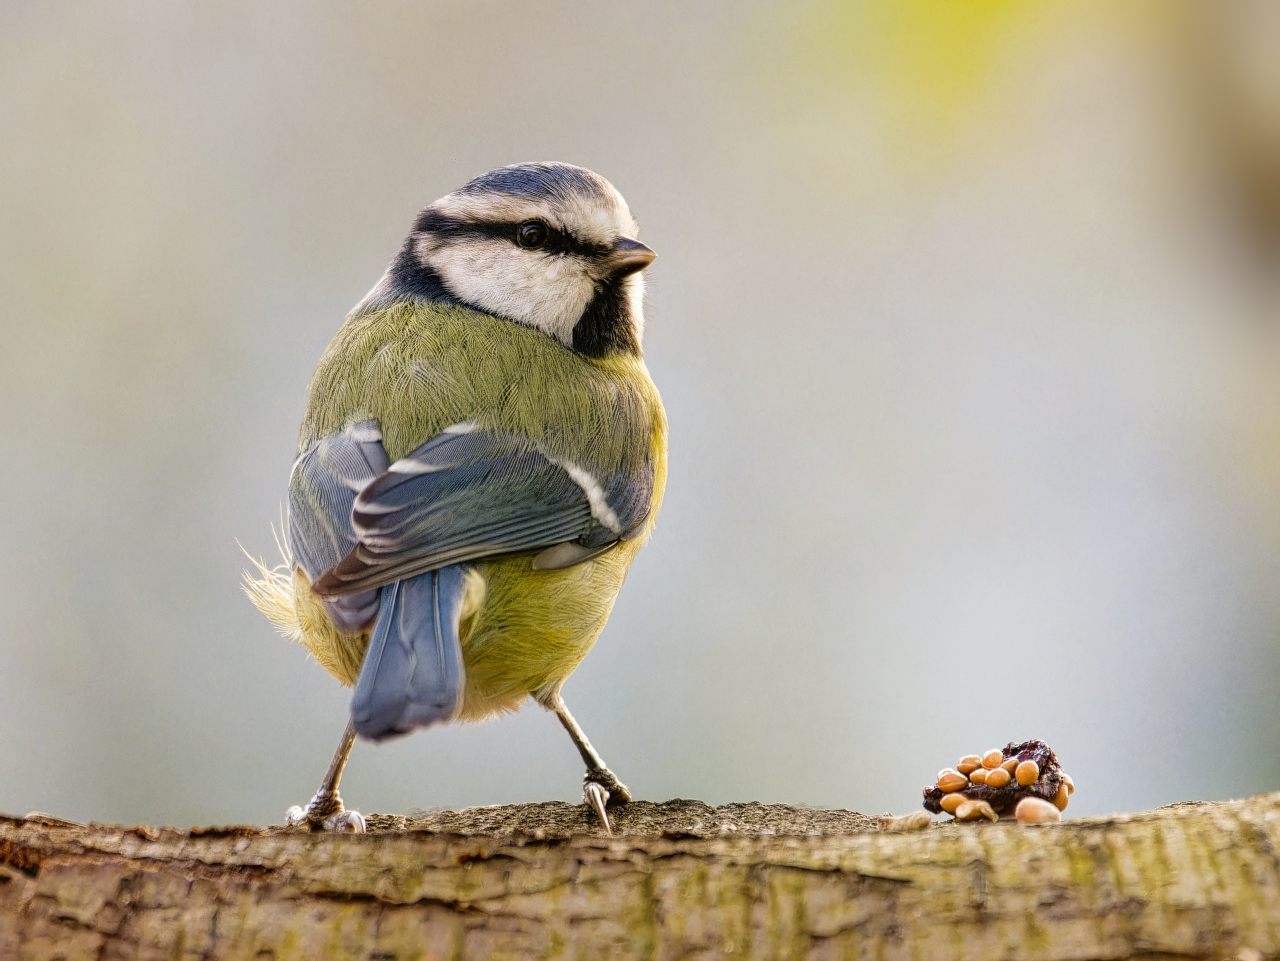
[602,237,656,279]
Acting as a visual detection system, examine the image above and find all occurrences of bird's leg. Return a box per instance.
[285,719,365,833]
[550,694,631,836]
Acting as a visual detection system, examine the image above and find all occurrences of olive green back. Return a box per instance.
[299,302,663,476]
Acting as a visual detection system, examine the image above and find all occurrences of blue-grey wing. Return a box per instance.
[312,425,654,597]
[286,420,389,632]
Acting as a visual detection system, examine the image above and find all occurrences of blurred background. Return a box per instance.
[2,0,1279,826]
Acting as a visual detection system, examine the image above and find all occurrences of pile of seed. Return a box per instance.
[922,739,1074,824]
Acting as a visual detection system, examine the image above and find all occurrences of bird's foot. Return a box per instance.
[583,768,631,836]
[285,789,366,833]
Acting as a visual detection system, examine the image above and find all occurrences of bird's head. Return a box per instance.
[361,162,656,358]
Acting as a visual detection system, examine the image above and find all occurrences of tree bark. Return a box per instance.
[1,793,1277,960]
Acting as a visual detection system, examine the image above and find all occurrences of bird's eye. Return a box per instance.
[517,221,548,249]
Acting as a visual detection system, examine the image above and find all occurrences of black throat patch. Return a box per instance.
[573,281,641,359]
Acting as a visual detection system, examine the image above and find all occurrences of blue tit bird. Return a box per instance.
[244,162,665,835]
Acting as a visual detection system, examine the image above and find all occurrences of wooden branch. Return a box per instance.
[2,793,1277,959]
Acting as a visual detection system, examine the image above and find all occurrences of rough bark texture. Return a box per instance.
[1,793,1278,960]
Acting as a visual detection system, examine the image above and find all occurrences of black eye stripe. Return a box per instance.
[414,211,609,258]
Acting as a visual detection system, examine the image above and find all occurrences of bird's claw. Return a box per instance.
[584,768,631,804]
[582,769,631,836]
[584,781,613,836]
[284,790,365,833]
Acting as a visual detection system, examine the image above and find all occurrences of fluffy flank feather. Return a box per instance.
[240,536,369,687]
[240,536,302,644]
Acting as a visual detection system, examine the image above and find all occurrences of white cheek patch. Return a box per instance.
[428,238,596,348]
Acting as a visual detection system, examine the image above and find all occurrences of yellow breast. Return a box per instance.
[456,537,647,720]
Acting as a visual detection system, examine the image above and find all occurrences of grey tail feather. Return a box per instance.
[350,565,468,741]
